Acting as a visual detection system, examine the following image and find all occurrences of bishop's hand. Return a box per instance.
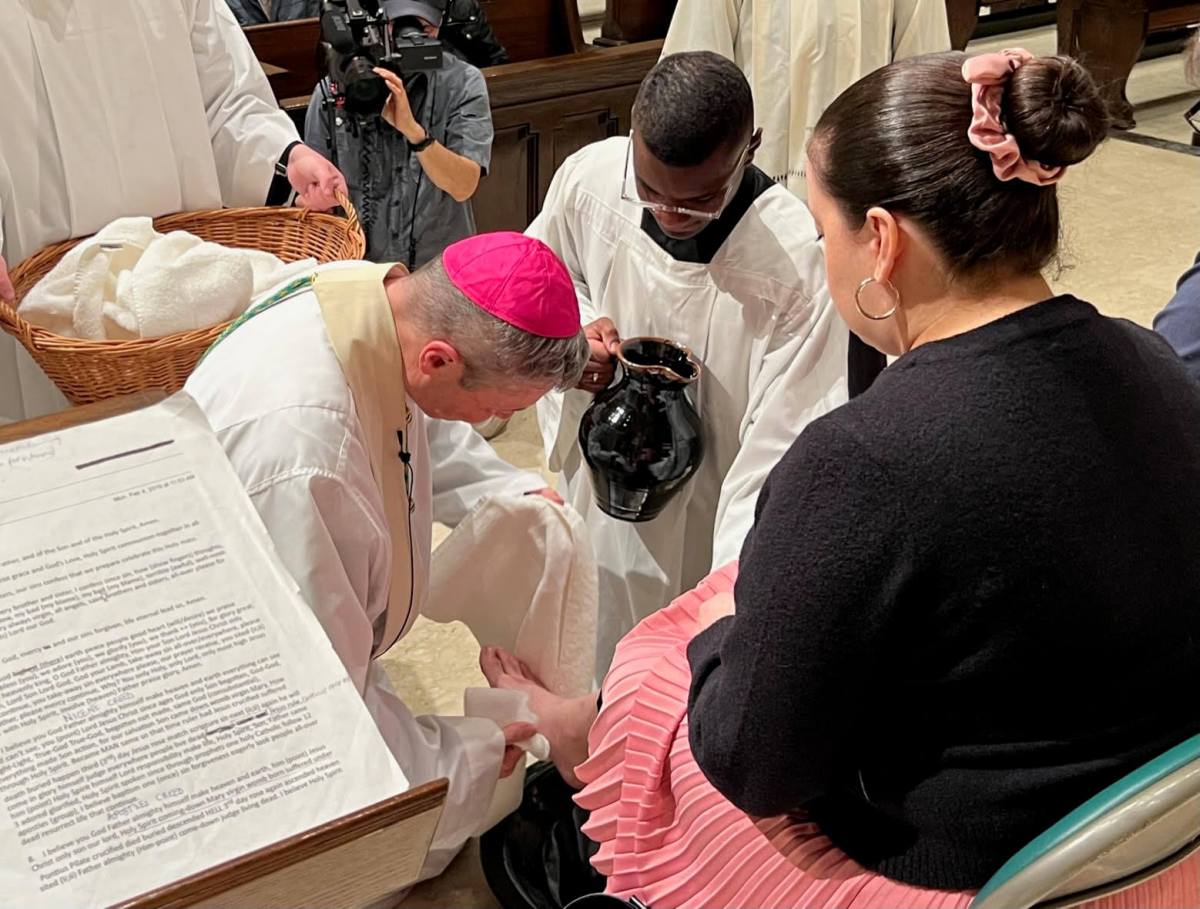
[500,722,537,779]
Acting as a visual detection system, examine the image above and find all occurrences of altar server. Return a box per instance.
[663,0,950,196]
[186,232,589,881]
[528,52,847,671]
[0,0,344,422]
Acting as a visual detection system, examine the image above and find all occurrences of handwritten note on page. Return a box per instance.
[0,394,408,909]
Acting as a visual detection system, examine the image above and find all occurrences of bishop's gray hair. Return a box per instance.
[404,257,588,390]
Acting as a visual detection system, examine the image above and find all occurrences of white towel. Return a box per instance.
[464,687,552,835]
[425,495,599,832]
[463,688,552,762]
[426,495,599,698]
[19,217,317,340]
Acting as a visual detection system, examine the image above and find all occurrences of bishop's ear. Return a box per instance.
[417,340,465,380]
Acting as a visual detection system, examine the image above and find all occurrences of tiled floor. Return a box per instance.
[394,29,1200,907]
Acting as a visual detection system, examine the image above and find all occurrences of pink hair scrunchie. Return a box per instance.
[961,48,1065,186]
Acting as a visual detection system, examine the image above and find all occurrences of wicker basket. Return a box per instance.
[0,198,363,405]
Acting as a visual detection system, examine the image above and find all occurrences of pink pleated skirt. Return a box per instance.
[573,564,1200,909]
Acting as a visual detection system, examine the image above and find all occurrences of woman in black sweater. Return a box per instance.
[483,50,1200,907]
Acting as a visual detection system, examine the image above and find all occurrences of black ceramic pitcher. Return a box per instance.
[578,337,704,522]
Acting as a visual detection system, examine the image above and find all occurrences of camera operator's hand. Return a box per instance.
[287,144,347,212]
[375,67,424,143]
[0,255,14,305]
[373,66,482,203]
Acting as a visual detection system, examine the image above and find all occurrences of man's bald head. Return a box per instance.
[632,51,754,166]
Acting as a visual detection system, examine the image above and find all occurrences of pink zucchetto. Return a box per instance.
[442,232,581,339]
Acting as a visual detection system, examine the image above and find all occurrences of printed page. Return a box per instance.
[0,394,408,909]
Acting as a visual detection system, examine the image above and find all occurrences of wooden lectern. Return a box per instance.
[114,781,448,909]
[0,394,450,909]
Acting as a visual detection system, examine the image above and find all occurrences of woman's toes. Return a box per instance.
[498,647,529,679]
[479,646,507,686]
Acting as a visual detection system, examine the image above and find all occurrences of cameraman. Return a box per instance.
[228,0,511,70]
[304,0,494,269]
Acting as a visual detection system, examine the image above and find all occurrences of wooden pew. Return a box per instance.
[596,0,678,46]
[945,0,977,49]
[475,41,663,234]
[478,0,586,60]
[242,0,586,93]
[243,8,661,234]
[946,0,1057,50]
[244,18,322,113]
[1058,0,1200,129]
[242,0,587,115]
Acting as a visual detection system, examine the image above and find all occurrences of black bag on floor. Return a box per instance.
[564,897,650,909]
[480,761,608,909]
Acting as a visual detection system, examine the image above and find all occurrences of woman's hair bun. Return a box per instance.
[1005,55,1110,168]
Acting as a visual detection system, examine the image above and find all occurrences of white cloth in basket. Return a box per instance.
[19,217,317,340]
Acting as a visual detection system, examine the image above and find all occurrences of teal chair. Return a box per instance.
[972,733,1200,909]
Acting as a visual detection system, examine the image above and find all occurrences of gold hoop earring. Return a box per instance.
[854,277,900,321]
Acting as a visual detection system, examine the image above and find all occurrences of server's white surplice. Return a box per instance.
[529,137,847,672]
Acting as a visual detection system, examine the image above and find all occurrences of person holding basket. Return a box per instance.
[0,0,346,423]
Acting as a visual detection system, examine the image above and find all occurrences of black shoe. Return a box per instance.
[480,761,608,909]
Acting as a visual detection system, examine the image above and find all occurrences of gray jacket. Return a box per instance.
[304,55,493,268]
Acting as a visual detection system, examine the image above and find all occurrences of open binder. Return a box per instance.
[0,393,449,909]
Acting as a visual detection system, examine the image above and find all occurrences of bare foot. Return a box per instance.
[480,646,597,788]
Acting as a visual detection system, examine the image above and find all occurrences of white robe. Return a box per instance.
[662,0,951,195]
[184,266,546,882]
[528,137,847,672]
[0,0,298,422]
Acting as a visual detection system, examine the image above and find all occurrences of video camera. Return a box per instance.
[319,0,446,117]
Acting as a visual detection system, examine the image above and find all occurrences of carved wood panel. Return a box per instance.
[473,84,644,233]
[551,109,622,171]
[474,124,538,234]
